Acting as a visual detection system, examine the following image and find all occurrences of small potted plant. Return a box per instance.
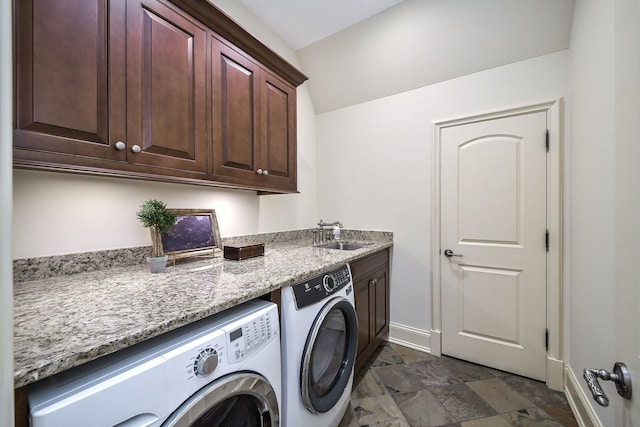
[136,199,176,273]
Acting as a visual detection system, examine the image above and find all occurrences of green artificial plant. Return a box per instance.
[136,199,176,257]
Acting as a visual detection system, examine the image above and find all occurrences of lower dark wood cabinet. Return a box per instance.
[351,248,390,374]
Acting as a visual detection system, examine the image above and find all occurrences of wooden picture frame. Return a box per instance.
[160,209,222,263]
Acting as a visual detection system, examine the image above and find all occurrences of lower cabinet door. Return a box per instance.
[352,249,390,374]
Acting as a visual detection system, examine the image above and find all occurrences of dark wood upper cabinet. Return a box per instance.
[212,40,260,181]
[125,0,208,174]
[211,39,297,191]
[260,70,297,191]
[14,0,126,162]
[13,0,307,193]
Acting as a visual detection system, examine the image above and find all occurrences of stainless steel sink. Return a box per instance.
[317,241,369,251]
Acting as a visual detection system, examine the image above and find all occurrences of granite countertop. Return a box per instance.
[13,230,392,388]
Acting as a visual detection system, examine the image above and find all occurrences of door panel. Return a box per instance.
[212,40,259,178]
[126,0,207,172]
[14,0,126,161]
[374,269,388,337]
[441,111,547,381]
[459,137,519,244]
[614,1,640,422]
[354,276,372,361]
[261,72,297,190]
[458,265,520,343]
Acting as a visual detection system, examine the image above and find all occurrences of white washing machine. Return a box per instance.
[28,299,281,427]
[280,264,358,427]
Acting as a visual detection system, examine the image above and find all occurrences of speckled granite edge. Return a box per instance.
[13,229,393,282]
[13,246,151,282]
[223,228,393,245]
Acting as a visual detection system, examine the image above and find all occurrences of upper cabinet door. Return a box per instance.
[14,0,127,162]
[211,39,297,192]
[260,70,297,191]
[211,39,261,182]
[126,0,208,174]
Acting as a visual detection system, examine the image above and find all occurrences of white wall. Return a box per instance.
[299,0,574,113]
[12,1,317,260]
[566,0,622,425]
[1,0,14,421]
[316,51,568,336]
[12,170,261,258]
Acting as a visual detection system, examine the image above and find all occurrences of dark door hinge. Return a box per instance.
[545,229,549,252]
[546,130,550,152]
[545,328,549,351]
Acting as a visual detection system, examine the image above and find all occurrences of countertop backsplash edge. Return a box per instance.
[14,229,393,282]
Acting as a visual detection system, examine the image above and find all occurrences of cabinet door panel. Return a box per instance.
[263,76,293,179]
[352,248,390,374]
[127,0,207,172]
[374,270,389,338]
[14,0,126,161]
[212,41,260,178]
[354,277,373,360]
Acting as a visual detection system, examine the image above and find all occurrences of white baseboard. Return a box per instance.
[547,356,564,391]
[387,322,431,353]
[564,365,602,427]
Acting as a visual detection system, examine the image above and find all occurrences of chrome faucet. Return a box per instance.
[314,219,343,244]
[317,219,343,229]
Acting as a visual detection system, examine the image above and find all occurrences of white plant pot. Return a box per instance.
[147,255,168,273]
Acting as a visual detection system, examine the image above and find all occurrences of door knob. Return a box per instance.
[583,362,632,407]
[444,249,463,258]
[131,145,141,153]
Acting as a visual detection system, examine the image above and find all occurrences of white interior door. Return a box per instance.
[613,165,640,424]
[440,111,547,381]
[613,0,640,420]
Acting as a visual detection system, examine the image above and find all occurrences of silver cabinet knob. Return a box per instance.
[262,170,268,176]
[131,145,141,153]
[256,169,263,175]
[115,141,126,151]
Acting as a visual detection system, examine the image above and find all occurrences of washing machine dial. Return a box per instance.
[323,274,336,292]
[194,348,219,377]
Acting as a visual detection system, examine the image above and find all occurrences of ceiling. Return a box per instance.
[231,0,575,113]
[236,0,406,50]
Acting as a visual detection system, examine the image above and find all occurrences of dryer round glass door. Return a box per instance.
[301,297,358,414]
[162,372,279,427]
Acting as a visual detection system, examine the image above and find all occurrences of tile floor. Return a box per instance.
[339,342,578,427]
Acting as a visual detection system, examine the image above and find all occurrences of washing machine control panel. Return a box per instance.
[226,309,277,364]
[292,264,352,309]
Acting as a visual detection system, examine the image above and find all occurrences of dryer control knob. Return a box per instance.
[194,348,219,377]
[323,274,336,292]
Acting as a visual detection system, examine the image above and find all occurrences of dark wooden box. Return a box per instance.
[223,242,265,260]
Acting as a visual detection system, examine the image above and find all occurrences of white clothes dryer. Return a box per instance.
[28,299,281,427]
[280,264,358,427]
